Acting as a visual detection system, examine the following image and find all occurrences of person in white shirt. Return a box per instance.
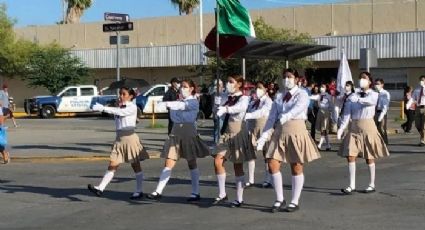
[337,72,390,195]
[147,80,210,202]
[401,86,415,133]
[374,79,390,144]
[312,84,333,150]
[411,75,425,146]
[257,68,321,213]
[212,79,227,144]
[244,81,273,188]
[88,87,150,199]
[212,75,256,208]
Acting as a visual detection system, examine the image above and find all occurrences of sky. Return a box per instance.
[2,0,349,27]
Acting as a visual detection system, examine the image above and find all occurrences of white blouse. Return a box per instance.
[166,95,199,123]
[376,89,390,115]
[412,86,425,106]
[219,91,250,122]
[103,101,138,131]
[245,95,273,120]
[262,86,309,136]
[339,89,378,130]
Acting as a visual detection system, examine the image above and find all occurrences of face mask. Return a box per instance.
[256,88,265,98]
[175,83,181,89]
[359,79,369,89]
[226,83,236,94]
[284,78,296,89]
[420,81,425,87]
[375,85,382,91]
[345,86,352,93]
[320,87,326,93]
[181,88,191,98]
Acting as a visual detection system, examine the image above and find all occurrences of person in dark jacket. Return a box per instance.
[163,77,181,135]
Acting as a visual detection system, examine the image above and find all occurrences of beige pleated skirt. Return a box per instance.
[162,123,211,161]
[266,120,321,163]
[338,119,390,159]
[110,130,149,164]
[316,109,330,132]
[249,117,267,147]
[214,120,256,163]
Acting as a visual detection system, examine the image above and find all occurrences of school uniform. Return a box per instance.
[106,101,149,164]
[214,92,256,163]
[162,95,210,161]
[412,86,425,144]
[338,89,389,159]
[315,93,333,132]
[375,89,390,144]
[264,86,321,163]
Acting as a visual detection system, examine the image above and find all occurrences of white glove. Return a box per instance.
[216,106,226,117]
[378,112,385,122]
[279,113,290,125]
[92,103,105,112]
[156,101,168,108]
[244,112,253,120]
[256,134,268,151]
[214,97,222,105]
[337,129,344,140]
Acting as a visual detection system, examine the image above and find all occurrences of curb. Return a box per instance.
[13,112,79,118]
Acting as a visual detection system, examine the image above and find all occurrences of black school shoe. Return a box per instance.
[270,200,286,213]
[129,192,144,200]
[341,186,356,195]
[87,184,103,197]
[284,203,300,212]
[146,192,162,201]
[187,194,201,202]
[212,195,228,205]
[230,200,243,208]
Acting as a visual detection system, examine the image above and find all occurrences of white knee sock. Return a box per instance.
[135,172,144,193]
[368,163,376,188]
[217,173,226,198]
[190,168,200,195]
[155,167,172,194]
[272,172,284,202]
[348,162,356,189]
[248,160,255,184]
[96,170,115,191]
[264,163,271,183]
[325,135,331,148]
[235,176,244,202]
[291,174,304,205]
[318,136,325,148]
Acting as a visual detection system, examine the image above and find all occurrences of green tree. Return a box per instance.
[205,17,315,83]
[65,0,92,24]
[170,0,200,15]
[22,44,90,94]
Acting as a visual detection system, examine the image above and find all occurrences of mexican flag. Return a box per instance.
[205,0,256,58]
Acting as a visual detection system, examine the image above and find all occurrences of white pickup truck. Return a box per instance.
[24,85,116,118]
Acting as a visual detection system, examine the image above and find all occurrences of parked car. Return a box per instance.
[135,84,169,116]
[24,85,116,118]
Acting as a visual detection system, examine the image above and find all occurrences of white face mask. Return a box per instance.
[284,78,296,89]
[320,87,326,93]
[420,81,425,87]
[256,88,265,98]
[175,83,181,89]
[345,86,352,93]
[226,83,236,94]
[359,79,369,89]
[375,85,383,91]
[181,88,191,98]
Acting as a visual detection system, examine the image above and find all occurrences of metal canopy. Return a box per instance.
[206,40,334,60]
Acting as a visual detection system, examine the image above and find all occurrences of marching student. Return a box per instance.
[314,84,333,150]
[374,79,390,144]
[146,80,210,202]
[257,68,321,213]
[411,75,425,146]
[244,82,273,188]
[213,74,256,208]
[88,87,150,199]
[337,72,390,195]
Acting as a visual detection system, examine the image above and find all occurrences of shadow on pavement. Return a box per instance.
[12,145,108,154]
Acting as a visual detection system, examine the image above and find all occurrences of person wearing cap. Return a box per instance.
[163,78,181,135]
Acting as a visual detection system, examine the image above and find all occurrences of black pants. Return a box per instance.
[167,113,173,135]
[375,112,388,144]
[308,107,318,140]
[402,110,415,132]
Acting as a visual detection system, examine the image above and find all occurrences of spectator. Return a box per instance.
[0,104,10,164]
[0,84,17,128]
[163,77,181,135]
[308,85,320,140]
[401,86,415,133]
[212,79,226,144]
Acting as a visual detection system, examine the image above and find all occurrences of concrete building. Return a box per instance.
[5,0,425,105]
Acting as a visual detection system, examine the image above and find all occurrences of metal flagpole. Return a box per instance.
[216,4,220,95]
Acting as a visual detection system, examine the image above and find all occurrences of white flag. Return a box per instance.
[336,50,353,94]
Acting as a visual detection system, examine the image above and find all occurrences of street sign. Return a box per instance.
[110,35,129,45]
[103,22,134,32]
[104,12,130,22]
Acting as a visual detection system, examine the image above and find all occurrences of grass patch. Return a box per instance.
[145,123,166,129]
[393,117,405,123]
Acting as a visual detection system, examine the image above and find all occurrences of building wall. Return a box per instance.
[14,0,425,49]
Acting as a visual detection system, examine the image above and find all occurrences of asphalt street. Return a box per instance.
[0,116,424,230]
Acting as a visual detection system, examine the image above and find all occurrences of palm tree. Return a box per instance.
[170,0,200,15]
[64,0,92,24]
